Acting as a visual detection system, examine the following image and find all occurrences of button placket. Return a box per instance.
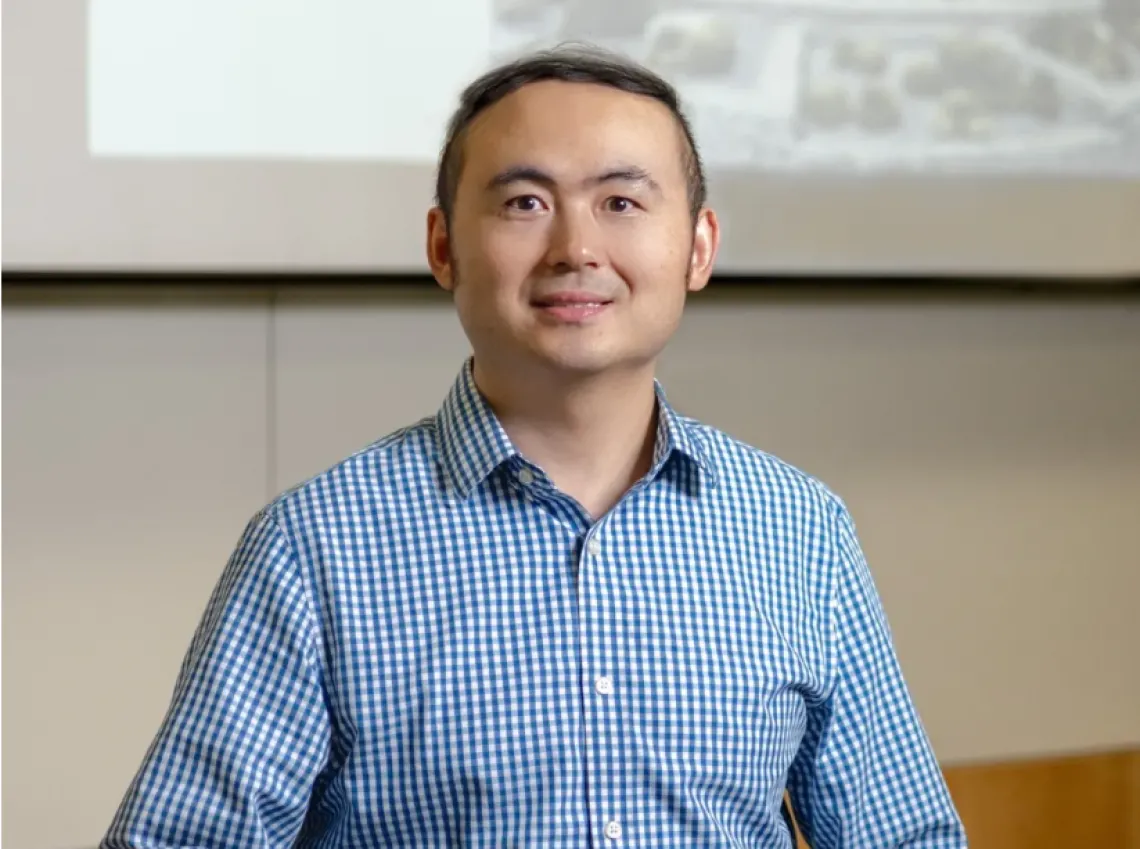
[580,525,622,846]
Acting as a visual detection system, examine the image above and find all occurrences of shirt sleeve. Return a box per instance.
[100,509,331,849]
[786,500,967,848]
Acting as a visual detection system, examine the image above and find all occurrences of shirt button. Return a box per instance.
[517,468,535,485]
[595,675,614,696]
[604,819,622,840]
[586,538,602,556]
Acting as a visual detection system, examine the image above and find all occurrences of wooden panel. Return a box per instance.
[788,748,1138,848]
[1130,749,1140,849]
[942,748,1138,849]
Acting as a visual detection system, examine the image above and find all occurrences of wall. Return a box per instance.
[3,284,1139,848]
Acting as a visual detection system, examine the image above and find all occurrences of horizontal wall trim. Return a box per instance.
[5,270,1140,304]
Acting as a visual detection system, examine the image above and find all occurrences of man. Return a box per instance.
[103,45,966,848]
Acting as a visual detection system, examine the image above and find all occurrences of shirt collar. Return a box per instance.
[435,358,716,501]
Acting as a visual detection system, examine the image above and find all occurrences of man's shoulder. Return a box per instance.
[682,415,847,518]
[257,415,439,523]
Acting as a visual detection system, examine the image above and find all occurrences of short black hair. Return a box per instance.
[434,43,707,225]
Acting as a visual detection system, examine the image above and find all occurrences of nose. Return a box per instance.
[543,204,601,274]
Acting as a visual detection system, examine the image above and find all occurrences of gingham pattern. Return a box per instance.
[103,359,965,849]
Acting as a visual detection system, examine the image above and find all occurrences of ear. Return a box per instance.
[426,207,455,291]
[686,207,720,293]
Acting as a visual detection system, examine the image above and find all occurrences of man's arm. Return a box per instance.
[786,500,967,848]
[101,509,331,848]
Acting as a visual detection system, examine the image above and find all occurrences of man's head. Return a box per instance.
[426,44,719,385]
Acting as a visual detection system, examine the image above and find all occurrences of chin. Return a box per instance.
[527,341,649,378]
[537,353,613,376]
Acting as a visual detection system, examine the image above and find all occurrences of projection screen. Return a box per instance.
[3,0,1139,277]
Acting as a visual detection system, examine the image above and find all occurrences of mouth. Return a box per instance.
[530,295,614,323]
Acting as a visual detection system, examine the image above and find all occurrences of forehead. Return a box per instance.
[457,80,688,189]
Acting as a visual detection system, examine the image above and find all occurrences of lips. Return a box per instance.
[531,293,613,323]
[531,294,613,308]
[532,298,612,308]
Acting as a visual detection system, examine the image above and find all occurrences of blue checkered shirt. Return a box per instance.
[103,359,965,848]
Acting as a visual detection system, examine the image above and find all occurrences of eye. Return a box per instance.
[605,196,639,213]
[506,195,545,212]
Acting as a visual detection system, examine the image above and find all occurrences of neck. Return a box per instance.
[473,359,659,519]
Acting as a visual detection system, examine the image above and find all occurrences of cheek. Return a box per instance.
[612,226,692,289]
[619,212,689,260]
[483,221,547,272]
[450,247,526,325]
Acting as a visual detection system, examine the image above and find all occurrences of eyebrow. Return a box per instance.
[485,164,662,195]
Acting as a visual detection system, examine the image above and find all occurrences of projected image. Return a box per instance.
[88,0,1140,176]
[491,0,1140,175]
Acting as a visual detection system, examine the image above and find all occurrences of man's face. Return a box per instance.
[427,79,719,381]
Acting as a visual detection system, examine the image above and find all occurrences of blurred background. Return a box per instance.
[3,0,1139,847]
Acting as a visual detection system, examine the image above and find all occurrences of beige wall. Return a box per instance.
[4,285,1139,849]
